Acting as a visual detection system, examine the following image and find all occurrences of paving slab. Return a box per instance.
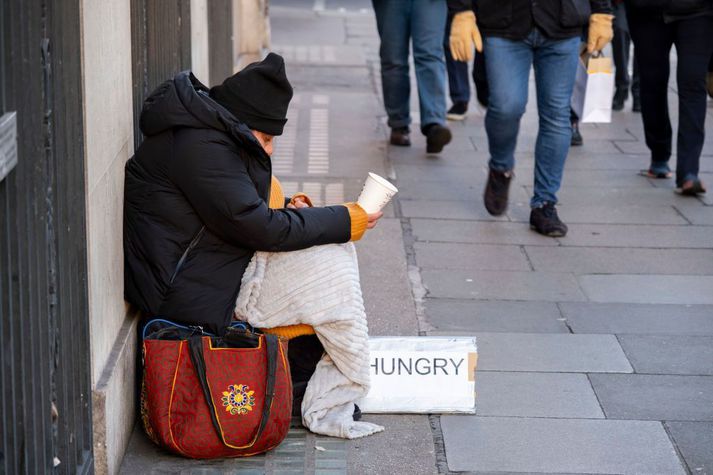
[618,335,713,375]
[356,218,419,337]
[346,415,437,475]
[440,416,685,474]
[393,162,485,183]
[522,169,656,188]
[590,374,713,421]
[424,299,569,333]
[411,219,560,246]
[474,372,605,418]
[422,269,586,302]
[530,185,698,206]
[561,223,713,249]
[475,333,632,373]
[400,199,506,221]
[673,201,713,225]
[508,203,688,225]
[537,153,648,171]
[525,246,713,275]
[513,137,622,155]
[507,201,693,226]
[665,421,713,475]
[559,302,713,335]
[578,274,713,305]
[271,13,346,45]
[414,242,531,271]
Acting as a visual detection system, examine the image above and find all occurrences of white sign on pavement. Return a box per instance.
[359,336,477,414]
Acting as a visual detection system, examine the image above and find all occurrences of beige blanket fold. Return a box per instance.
[234,242,384,439]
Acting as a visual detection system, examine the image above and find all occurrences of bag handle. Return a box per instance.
[188,333,279,448]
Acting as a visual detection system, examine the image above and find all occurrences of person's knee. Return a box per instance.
[538,102,571,130]
[413,46,444,66]
[488,95,527,122]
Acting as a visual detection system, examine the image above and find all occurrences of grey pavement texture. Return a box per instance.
[122,2,713,474]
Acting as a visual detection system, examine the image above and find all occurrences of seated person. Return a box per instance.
[124,54,381,434]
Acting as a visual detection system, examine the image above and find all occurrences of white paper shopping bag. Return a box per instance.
[581,56,614,123]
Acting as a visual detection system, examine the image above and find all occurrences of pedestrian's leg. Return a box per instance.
[531,35,580,207]
[372,0,412,129]
[472,50,489,107]
[612,3,630,109]
[411,0,448,130]
[673,15,713,191]
[483,36,532,173]
[481,34,531,216]
[411,0,451,153]
[631,50,641,110]
[626,7,674,173]
[444,12,470,108]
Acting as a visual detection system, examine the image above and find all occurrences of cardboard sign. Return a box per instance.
[359,337,477,414]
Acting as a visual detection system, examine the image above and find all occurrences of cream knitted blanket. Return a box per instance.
[235,242,384,439]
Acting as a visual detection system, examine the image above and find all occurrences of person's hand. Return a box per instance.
[449,11,482,62]
[287,196,311,209]
[367,211,383,230]
[587,14,614,53]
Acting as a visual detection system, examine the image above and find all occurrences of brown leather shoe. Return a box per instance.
[390,127,411,146]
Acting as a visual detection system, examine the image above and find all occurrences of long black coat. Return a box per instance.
[124,72,352,334]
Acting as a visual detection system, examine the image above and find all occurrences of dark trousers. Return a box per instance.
[626,9,713,186]
[612,3,639,95]
[444,12,489,105]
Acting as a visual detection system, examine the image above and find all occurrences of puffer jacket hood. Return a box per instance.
[138,71,266,158]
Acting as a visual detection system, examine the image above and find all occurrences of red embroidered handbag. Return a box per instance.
[140,319,293,458]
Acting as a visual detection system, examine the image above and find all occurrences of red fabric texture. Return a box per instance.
[141,335,292,458]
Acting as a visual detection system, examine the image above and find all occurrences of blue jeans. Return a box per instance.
[484,30,580,207]
[444,12,470,104]
[373,0,447,130]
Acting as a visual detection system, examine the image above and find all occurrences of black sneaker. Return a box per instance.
[571,121,583,146]
[423,123,452,154]
[530,202,568,237]
[447,102,468,121]
[483,168,513,216]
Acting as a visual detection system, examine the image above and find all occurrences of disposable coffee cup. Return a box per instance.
[357,172,398,214]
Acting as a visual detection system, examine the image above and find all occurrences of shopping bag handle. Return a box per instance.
[188,333,279,448]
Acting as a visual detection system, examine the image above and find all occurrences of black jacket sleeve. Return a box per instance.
[590,0,613,13]
[170,135,351,252]
[448,0,472,13]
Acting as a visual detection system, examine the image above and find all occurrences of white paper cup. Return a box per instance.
[357,172,398,214]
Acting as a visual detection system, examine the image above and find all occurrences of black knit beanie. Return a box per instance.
[209,53,293,136]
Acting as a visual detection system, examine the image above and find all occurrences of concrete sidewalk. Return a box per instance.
[121,2,713,474]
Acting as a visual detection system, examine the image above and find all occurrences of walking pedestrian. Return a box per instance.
[449,0,613,237]
[626,0,713,195]
[444,5,489,120]
[612,0,641,112]
[372,0,453,154]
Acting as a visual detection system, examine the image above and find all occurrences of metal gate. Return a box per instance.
[130,0,192,149]
[0,1,93,473]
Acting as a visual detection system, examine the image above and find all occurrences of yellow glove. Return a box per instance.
[587,13,614,53]
[449,11,482,62]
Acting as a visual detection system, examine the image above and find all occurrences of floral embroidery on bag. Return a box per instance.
[222,384,256,415]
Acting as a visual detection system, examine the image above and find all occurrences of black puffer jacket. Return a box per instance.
[448,0,612,40]
[124,72,352,334]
